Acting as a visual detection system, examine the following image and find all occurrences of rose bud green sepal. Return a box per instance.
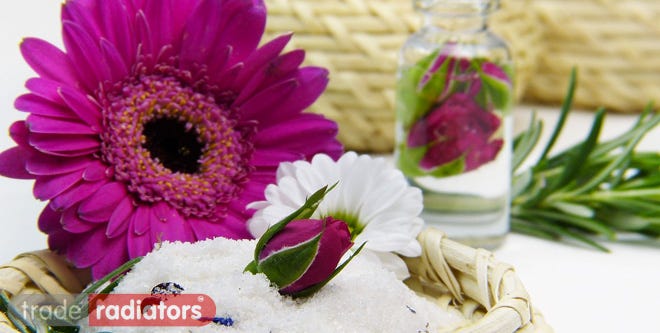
[245,185,365,298]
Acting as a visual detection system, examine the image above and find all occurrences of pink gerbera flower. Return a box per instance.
[0,0,342,279]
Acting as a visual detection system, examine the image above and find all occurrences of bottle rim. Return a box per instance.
[414,0,500,15]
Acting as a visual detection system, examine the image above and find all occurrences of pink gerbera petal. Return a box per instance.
[20,38,79,86]
[62,21,111,87]
[29,133,100,154]
[38,205,61,233]
[150,207,194,243]
[15,94,77,120]
[91,237,130,279]
[106,197,134,238]
[25,78,67,105]
[26,155,92,176]
[233,49,305,106]
[33,169,84,201]
[231,33,291,88]
[9,121,30,148]
[0,147,33,179]
[66,228,112,267]
[127,214,154,258]
[250,149,305,167]
[82,161,111,182]
[97,0,137,66]
[189,217,249,241]
[58,86,102,129]
[78,182,128,222]
[100,39,130,82]
[50,179,107,211]
[26,115,97,135]
[131,206,152,235]
[62,204,98,233]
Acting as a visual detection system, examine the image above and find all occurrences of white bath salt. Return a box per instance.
[82,238,464,333]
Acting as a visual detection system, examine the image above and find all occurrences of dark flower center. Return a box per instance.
[142,117,203,174]
[101,74,255,220]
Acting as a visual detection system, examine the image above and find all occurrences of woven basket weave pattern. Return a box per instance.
[264,0,539,152]
[526,0,660,112]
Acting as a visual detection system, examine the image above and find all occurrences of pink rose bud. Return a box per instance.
[245,185,364,298]
[258,217,353,295]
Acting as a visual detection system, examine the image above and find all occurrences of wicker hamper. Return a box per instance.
[0,228,552,333]
[264,0,541,152]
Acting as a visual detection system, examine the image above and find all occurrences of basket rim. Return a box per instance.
[405,227,553,333]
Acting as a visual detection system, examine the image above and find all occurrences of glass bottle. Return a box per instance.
[394,0,514,249]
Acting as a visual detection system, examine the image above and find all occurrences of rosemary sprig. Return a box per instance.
[512,69,660,251]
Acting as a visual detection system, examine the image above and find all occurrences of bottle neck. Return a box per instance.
[416,0,496,33]
[422,13,488,33]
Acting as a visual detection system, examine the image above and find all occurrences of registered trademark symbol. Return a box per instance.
[198,296,204,302]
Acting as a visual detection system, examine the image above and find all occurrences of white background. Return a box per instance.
[1,1,660,332]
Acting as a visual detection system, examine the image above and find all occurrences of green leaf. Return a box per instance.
[570,119,647,195]
[511,218,558,241]
[517,208,616,240]
[258,233,321,289]
[511,214,610,252]
[396,144,428,177]
[428,155,465,177]
[291,242,367,299]
[550,201,595,219]
[554,108,605,189]
[73,256,142,312]
[538,68,577,163]
[396,51,448,128]
[511,169,533,199]
[396,143,466,178]
[596,198,660,215]
[598,210,652,231]
[396,71,432,128]
[525,108,605,208]
[48,327,79,333]
[244,260,259,274]
[480,71,513,111]
[512,112,543,172]
[1,291,36,333]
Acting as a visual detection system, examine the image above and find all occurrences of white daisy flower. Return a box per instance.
[247,152,424,279]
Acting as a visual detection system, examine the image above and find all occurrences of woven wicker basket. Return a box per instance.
[264,0,541,152]
[0,228,552,332]
[526,0,660,112]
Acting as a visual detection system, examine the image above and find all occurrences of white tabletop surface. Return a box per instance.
[1,1,660,332]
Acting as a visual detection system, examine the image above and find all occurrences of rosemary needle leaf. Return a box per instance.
[512,112,543,172]
[552,107,605,191]
[538,68,577,163]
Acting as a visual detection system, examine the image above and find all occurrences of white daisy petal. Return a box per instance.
[397,237,424,257]
[246,200,269,210]
[276,161,297,179]
[246,151,424,279]
[295,163,326,194]
[248,213,270,237]
[340,156,374,214]
[275,176,307,207]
